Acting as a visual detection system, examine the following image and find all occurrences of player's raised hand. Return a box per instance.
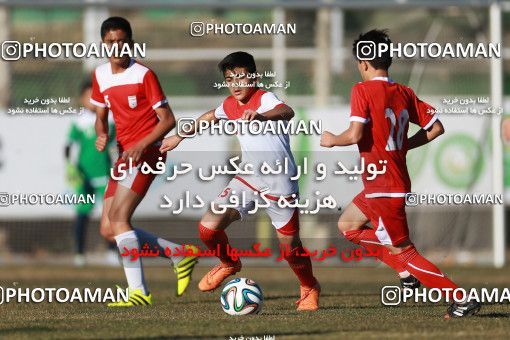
[122,142,145,163]
[320,131,337,148]
[241,109,260,121]
[95,134,108,152]
[160,135,183,153]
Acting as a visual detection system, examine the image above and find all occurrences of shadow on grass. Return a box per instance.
[0,327,53,335]
[264,292,380,301]
[261,303,439,315]
[164,292,381,305]
[477,312,510,318]
[105,329,337,339]
[320,303,440,310]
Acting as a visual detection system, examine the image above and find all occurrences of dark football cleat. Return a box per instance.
[400,274,421,289]
[445,300,481,319]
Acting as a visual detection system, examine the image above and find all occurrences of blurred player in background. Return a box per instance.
[90,17,198,306]
[321,29,481,318]
[160,51,321,311]
[64,81,117,267]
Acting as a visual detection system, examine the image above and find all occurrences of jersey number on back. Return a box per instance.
[385,108,409,151]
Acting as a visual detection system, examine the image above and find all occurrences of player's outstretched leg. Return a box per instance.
[391,241,481,318]
[275,209,320,311]
[339,200,420,288]
[198,208,241,292]
[99,198,121,267]
[109,229,152,307]
[102,186,152,307]
[134,228,199,297]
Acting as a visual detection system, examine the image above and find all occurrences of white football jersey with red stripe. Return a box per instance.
[90,59,168,151]
[214,89,298,196]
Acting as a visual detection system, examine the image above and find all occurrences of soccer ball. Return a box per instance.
[220,278,263,315]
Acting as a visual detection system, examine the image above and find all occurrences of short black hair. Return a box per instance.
[353,29,392,70]
[100,16,132,40]
[80,80,92,95]
[218,51,256,75]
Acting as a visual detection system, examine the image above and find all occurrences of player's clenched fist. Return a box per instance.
[320,131,337,148]
[160,135,184,153]
[95,134,108,152]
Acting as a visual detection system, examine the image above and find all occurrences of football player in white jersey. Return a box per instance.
[160,51,320,311]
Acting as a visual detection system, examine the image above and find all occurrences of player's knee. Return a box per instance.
[99,222,115,241]
[386,239,414,255]
[386,245,402,255]
[101,231,115,243]
[338,220,361,233]
[277,232,301,249]
[200,207,237,230]
[199,212,221,230]
[275,209,300,237]
[108,205,128,224]
[386,239,413,254]
[276,221,300,238]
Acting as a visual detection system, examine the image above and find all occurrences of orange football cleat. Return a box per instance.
[295,282,321,311]
[198,261,242,292]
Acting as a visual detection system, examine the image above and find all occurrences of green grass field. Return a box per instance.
[0,265,509,339]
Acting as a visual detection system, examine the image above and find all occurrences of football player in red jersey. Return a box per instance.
[91,17,198,306]
[321,29,480,318]
[160,52,320,311]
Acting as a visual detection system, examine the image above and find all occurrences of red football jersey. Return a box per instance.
[349,77,438,197]
[90,59,168,151]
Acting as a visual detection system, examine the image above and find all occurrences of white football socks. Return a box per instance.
[399,270,411,278]
[134,228,184,264]
[115,230,148,295]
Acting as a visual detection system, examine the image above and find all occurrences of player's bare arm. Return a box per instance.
[241,104,294,122]
[95,106,109,152]
[320,121,364,148]
[159,109,217,153]
[122,104,176,162]
[408,120,445,150]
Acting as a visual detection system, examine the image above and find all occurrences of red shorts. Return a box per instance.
[352,190,409,246]
[104,145,165,199]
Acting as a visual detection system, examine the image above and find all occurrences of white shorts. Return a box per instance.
[212,176,300,235]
